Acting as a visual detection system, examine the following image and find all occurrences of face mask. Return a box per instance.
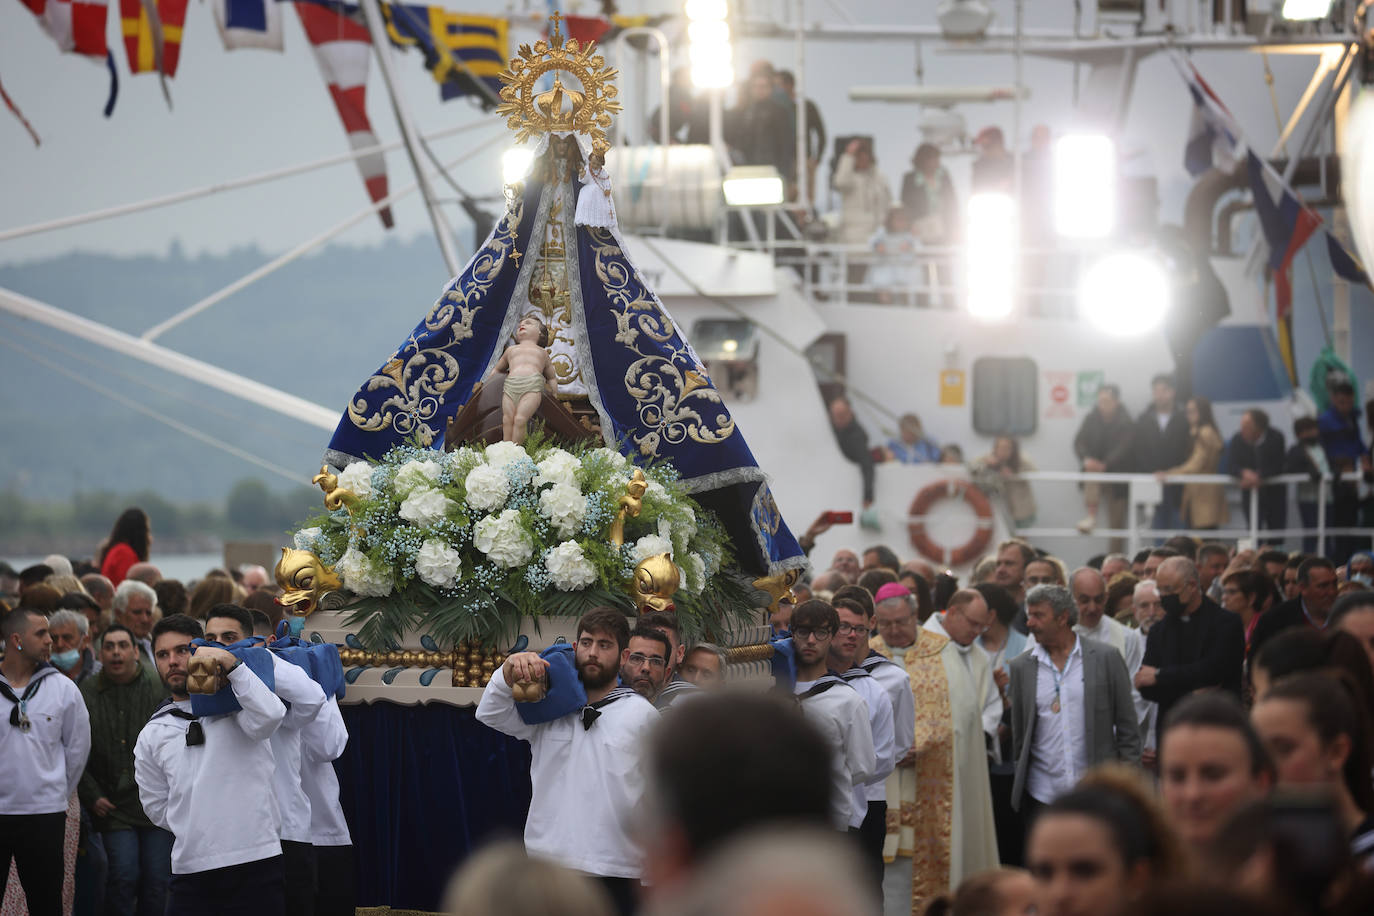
[51,649,81,672]
[1353,573,1373,587]
[1160,594,1185,616]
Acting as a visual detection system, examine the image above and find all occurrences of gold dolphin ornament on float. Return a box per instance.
[274,547,343,618]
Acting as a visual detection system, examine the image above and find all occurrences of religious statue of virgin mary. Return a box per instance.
[321,16,804,579]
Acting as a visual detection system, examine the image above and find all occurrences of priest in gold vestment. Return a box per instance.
[869,583,999,915]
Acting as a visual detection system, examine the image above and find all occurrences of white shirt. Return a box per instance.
[1026,637,1089,806]
[842,668,898,818]
[134,664,286,874]
[794,676,876,829]
[1074,614,1144,675]
[0,665,91,815]
[1132,629,1158,751]
[265,653,327,844]
[926,615,1002,741]
[300,698,351,846]
[860,654,916,758]
[476,666,658,879]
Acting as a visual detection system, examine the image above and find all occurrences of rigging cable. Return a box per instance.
[634,236,903,434]
[0,315,325,453]
[0,334,311,489]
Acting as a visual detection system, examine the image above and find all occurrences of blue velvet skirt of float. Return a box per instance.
[503,372,546,401]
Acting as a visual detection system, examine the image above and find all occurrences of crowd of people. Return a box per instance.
[0,508,348,916]
[5,484,1374,916]
[650,57,1043,305]
[827,373,1374,562]
[763,532,1374,916]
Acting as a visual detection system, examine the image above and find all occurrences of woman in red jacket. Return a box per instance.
[99,507,150,585]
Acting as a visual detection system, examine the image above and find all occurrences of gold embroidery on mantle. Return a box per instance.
[346,193,524,440]
[871,631,955,914]
[584,228,735,457]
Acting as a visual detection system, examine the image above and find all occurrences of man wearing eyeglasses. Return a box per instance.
[787,600,875,833]
[829,598,898,894]
[638,611,700,709]
[619,626,672,705]
[868,584,999,913]
[923,589,1003,750]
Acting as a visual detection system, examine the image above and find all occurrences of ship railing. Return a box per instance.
[736,238,1088,314]
[998,470,1364,559]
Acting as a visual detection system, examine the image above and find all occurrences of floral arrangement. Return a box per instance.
[292,433,752,651]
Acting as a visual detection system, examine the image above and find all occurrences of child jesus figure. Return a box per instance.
[491,315,556,443]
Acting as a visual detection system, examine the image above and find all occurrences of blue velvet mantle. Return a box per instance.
[321,149,803,576]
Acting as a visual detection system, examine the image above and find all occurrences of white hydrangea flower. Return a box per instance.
[645,479,669,502]
[293,527,322,550]
[473,509,534,568]
[538,482,587,539]
[678,506,697,540]
[545,541,597,591]
[657,517,673,542]
[631,533,674,563]
[682,553,707,595]
[483,441,529,472]
[447,447,481,470]
[414,538,462,589]
[398,486,455,527]
[588,447,627,471]
[393,458,443,497]
[335,462,374,500]
[534,448,581,488]
[464,464,510,512]
[336,546,393,597]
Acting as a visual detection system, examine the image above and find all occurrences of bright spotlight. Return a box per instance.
[685,0,729,21]
[690,40,735,89]
[965,192,1017,321]
[1281,0,1333,20]
[502,148,534,186]
[723,165,784,207]
[1054,134,1115,239]
[1079,250,1170,336]
[688,19,730,44]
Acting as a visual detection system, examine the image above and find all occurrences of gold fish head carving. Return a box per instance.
[632,552,681,614]
[275,547,343,617]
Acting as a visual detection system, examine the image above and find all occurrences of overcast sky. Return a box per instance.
[1,0,1334,269]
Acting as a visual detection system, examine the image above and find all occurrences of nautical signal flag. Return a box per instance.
[381,4,507,108]
[1247,151,1323,385]
[1326,232,1372,289]
[1174,53,1243,177]
[119,0,189,76]
[18,0,109,57]
[212,0,283,52]
[295,0,394,229]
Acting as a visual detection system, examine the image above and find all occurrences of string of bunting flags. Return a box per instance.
[1173,50,1370,384]
[9,0,663,226]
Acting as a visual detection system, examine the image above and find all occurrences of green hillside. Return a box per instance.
[0,236,461,506]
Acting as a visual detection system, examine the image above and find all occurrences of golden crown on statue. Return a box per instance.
[495,11,621,153]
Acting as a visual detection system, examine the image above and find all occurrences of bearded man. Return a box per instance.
[476,609,657,916]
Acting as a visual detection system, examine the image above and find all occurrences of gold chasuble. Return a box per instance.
[871,628,1000,914]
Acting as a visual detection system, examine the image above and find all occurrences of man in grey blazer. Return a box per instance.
[1009,585,1141,813]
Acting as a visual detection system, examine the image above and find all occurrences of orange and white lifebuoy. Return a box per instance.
[907,479,995,567]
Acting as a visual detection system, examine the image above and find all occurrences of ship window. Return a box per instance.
[972,357,1037,437]
[692,318,758,403]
